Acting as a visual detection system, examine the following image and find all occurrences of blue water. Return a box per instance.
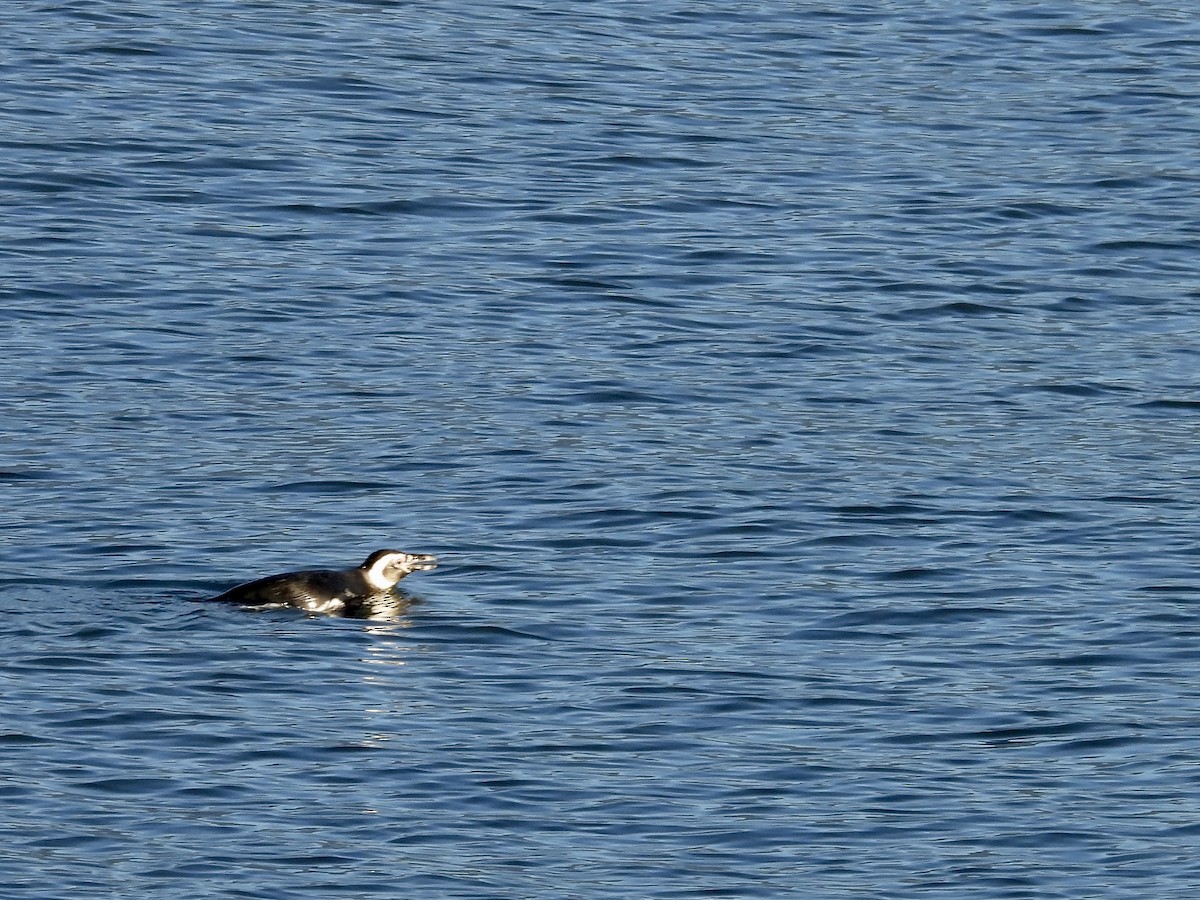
[4,1,1200,896]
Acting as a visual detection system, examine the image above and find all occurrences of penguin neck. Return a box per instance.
[361,565,395,592]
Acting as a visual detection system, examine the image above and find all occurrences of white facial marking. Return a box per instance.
[364,552,409,591]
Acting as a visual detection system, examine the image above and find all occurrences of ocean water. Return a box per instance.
[3,1,1200,896]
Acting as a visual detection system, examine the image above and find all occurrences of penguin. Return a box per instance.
[210,549,437,614]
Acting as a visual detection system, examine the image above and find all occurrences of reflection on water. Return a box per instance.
[341,589,424,622]
[206,589,425,622]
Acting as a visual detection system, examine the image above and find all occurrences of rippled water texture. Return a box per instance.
[3,1,1200,897]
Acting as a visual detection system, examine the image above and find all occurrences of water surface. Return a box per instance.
[3,1,1200,897]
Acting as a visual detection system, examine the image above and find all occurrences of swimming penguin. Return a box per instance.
[210,549,437,614]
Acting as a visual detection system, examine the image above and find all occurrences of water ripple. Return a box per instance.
[3,0,1200,897]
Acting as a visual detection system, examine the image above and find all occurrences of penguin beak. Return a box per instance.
[402,553,438,572]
